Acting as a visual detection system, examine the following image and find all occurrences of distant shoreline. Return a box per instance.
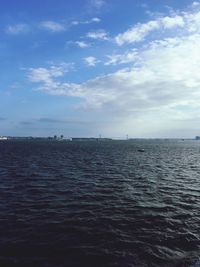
[0,136,197,141]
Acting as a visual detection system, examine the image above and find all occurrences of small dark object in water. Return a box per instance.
[138,149,145,152]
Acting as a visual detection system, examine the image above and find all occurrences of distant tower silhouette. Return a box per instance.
[126,134,129,140]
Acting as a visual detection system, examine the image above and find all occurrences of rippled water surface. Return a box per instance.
[0,140,200,267]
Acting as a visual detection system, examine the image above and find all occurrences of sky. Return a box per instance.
[1,0,200,138]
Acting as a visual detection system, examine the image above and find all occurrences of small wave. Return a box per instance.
[190,257,200,267]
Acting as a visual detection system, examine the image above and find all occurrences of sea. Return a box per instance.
[0,139,199,267]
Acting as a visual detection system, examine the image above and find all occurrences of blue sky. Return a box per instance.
[1,0,200,138]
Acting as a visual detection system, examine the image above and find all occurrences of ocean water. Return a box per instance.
[0,140,199,267]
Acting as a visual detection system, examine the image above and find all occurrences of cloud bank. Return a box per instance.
[28,4,200,136]
[6,24,29,34]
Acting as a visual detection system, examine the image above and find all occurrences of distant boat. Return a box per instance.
[138,149,145,152]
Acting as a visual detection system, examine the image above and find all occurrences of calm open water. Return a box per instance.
[0,140,199,267]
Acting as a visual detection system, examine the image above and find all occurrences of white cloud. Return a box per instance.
[186,11,200,33]
[75,41,90,48]
[82,17,101,24]
[71,17,101,26]
[86,29,109,40]
[28,5,200,136]
[40,21,65,32]
[161,15,184,29]
[115,20,160,45]
[105,49,138,65]
[84,56,99,66]
[71,21,79,25]
[91,17,101,23]
[192,1,200,7]
[6,24,29,34]
[29,33,200,108]
[115,14,185,45]
[28,30,200,135]
[28,63,73,94]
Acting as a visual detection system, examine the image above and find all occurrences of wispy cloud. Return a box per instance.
[29,63,73,81]
[115,15,185,45]
[5,17,101,36]
[37,118,66,123]
[40,21,65,32]
[71,21,79,26]
[105,49,138,65]
[28,63,74,94]
[91,17,101,23]
[72,17,101,26]
[89,0,105,10]
[75,41,90,48]
[6,23,29,34]
[140,3,149,9]
[84,56,100,66]
[29,31,200,109]
[86,29,109,40]
[36,118,92,124]
[115,4,200,46]
[27,4,200,136]
[192,1,200,7]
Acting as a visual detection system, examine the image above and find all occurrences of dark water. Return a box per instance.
[0,140,199,267]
